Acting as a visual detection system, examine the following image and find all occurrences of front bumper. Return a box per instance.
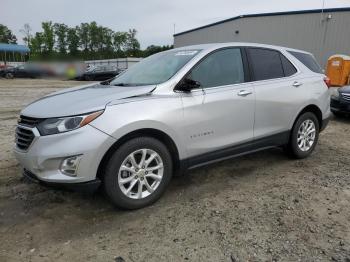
[330,97,350,114]
[23,169,101,193]
[14,124,116,184]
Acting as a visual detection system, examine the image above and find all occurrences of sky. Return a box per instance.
[1,0,349,48]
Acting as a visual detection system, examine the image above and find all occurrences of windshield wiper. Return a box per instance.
[112,83,132,86]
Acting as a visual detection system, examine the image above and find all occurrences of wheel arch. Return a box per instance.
[293,104,323,130]
[97,128,181,181]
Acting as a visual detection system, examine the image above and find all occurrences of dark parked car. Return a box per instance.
[77,65,121,81]
[0,65,44,79]
[331,86,350,116]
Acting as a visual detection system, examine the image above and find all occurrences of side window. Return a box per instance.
[247,48,284,81]
[280,54,297,77]
[288,51,322,73]
[188,48,245,88]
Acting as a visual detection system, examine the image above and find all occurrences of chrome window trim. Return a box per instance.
[173,45,303,93]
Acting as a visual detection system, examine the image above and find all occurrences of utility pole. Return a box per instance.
[173,24,176,35]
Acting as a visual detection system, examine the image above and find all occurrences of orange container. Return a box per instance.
[326,55,350,87]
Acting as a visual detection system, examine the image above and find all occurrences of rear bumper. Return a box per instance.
[23,169,101,194]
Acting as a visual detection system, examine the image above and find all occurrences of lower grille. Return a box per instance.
[15,126,35,150]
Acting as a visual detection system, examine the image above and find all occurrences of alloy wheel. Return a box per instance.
[297,119,316,152]
[118,149,164,199]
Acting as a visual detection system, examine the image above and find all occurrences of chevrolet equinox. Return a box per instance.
[14,43,331,209]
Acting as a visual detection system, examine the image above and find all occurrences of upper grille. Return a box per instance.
[15,115,43,150]
[15,126,35,150]
[18,115,43,127]
[341,93,350,102]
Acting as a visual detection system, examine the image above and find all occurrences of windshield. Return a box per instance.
[110,49,201,86]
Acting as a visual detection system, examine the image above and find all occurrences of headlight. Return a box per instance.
[331,90,340,99]
[37,110,103,136]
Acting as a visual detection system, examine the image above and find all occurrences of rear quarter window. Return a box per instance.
[288,51,322,73]
[247,48,285,81]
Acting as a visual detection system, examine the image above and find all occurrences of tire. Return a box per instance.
[5,73,13,79]
[103,137,173,210]
[85,75,93,81]
[285,112,320,159]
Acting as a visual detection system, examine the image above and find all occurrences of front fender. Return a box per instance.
[90,97,187,159]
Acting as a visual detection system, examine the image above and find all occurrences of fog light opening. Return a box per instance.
[60,155,82,177]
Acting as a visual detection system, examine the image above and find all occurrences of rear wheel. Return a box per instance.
[103,137,173,209]
[285,112,319,159]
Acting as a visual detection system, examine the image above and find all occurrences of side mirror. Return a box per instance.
[178,78,201,92]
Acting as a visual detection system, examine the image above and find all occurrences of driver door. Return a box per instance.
[180,48,255,159]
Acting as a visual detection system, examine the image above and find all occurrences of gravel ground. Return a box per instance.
[0,79,349,262]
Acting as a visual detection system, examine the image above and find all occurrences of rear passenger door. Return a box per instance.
[246,47,300,140]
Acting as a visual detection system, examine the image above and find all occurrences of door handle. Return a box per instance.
[237,90,253,97]
[292,81,303,87]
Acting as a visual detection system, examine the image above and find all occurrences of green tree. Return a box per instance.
[66,27,80,56]
[99,27,114,58]
[29,32,44,59]
[125,29,140,57]
[88,21,99,53]
[41,21,55,57]
[0,24,17,44]
[54,23,68,55]
[113,31,128,56]
[24,21,146,60]
[78,23,90,51]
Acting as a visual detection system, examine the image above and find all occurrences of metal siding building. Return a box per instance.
[174,8,350,68]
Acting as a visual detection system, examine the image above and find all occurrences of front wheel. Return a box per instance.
[103,137,173,209]
[285,112,319,159]
[5,72,14,79]
[85,75,93,81]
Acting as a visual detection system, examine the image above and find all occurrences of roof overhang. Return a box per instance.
[174,7,350,37]
[0,43,30,53]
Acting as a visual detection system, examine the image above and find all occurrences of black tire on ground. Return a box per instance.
[5,73,13,79]
[285,112,320,159]
[85,75,93,81]
[103,137,173,210]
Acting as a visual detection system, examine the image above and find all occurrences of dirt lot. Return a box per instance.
[0,79,349,262]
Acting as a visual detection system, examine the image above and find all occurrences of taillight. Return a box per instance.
[324,76,331,88]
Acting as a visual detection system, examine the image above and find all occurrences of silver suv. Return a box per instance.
[14,43,330,209]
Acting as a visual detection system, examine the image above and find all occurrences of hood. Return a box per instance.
[21,83,156,118]
[339,85,350,93]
